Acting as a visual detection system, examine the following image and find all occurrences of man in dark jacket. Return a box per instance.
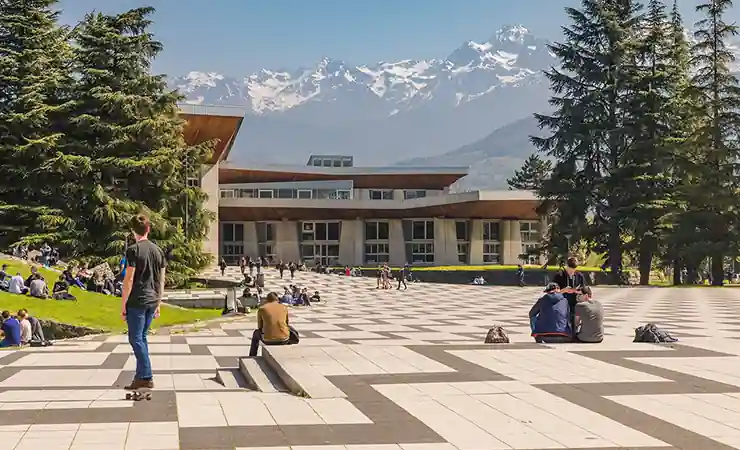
[552,257,586,332]
[529,282,573,343]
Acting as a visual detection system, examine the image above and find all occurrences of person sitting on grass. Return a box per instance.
[52,274,76,301]
[24,266,40,289]
[8,272,27,295]
[249,292,299,357]
[0,311,22,348]
[17,310,31,345]
[0,264,8,282]
[28,273,48,299]
[19,309,50,346]
[529,282,573,344]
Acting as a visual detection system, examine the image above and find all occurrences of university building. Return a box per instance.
[181,104,544,267]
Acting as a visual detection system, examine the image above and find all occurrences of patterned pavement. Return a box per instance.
[1,268,740,449]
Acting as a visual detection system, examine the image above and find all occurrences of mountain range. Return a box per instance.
[172,24,740,190]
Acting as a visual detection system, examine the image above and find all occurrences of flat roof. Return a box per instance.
[178,104,246,164]
[219,162,470,190]
[219,190,541,221]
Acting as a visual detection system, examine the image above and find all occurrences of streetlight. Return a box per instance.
[564,233,572,253]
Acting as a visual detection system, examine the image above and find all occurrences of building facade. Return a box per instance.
[181,106,544,267]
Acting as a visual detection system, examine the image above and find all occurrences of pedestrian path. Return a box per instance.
[1,271,740,449]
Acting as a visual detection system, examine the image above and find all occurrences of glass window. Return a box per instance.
[258,190,274,199]
[256,222,274,242]
[522,243,539,264]
[404,190,427,200]
[332,159,342,167]
[336,190,351,200]
[327,222,341,241]
[301,222,314,241]
[410,220,434,240]
[520,221,540,242]
[238,189,255,198]
[234,224,244,242]
[300,244,314,259]
[483,221,500,241]
[410,242,434,263]
[297,189,312,199]
[364,243,390,264]
[220,190,234,198]
[322,159,332,167]
[316,222,328,241]
[457,243,469,264]
[369,190,393,200]
[483,243,501,264]
[222,223,234,242]
[455,221,469,241]
[365,221,389,240]
[277,189,293,199]
[186,176,200,188]
[312,159,321,166]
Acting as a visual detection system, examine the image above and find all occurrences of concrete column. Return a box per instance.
[469,219,484,265]
[339,220,364,266]
[433,218,459,265]
[244,221,258,258]
[275,220,300,263]
[502,220,522,265]
[389,219,406,266]
[200,162,219,259]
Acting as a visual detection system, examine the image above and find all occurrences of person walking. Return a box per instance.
[397,264,408,290]
[121,214,167,391]
[219,257,227,276]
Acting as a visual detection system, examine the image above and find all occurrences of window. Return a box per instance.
[322,159,332,167]
[364,243,389,263]
[186,176,200,188]
[258,243,275,260]
[256,222,274,242]
[277,189,293,199]
[221,223,244,242]
[520,221,540,242]
[221,244,244,264]
[522,243,539,264]
[483,221,500,241]
[455,221,469,241]
[404,190,427,200]
[369,190,394,200]
[457,243,469,264]
[297,189,312,199]
[342,158,352,167]
[365,221,389,241]
[258,190,274,199]
[237,189,255,198]
[483,243,501,264]
[335,190,351,200]
[220,190,235,198]
[410,243,434,263]
[332,159,342,167]
[301,222,341,241]
[411,220,434,240]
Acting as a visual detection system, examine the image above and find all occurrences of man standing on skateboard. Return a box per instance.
[121,214,167,390]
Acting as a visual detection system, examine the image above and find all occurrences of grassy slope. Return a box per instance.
[0,259,221,333]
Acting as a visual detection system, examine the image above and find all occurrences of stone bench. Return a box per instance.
[261,345,346,399]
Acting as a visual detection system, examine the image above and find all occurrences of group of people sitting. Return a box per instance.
[280,286,320,306]
[0,309,50,347]
[529,257,604,344]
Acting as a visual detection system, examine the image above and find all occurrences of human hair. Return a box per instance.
[20,308,27,315]
[265,292,279,303]
[17,310,26,319]
[566,257,579,269]
[1,311,9,319]
[130,213,151,237]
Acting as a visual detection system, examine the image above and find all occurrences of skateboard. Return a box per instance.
[125,389,152,401]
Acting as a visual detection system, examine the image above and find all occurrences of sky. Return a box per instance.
[56,0,739,77]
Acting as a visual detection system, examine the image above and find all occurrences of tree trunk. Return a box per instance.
[686,264,698,285]
[609,225,623,284]
[711,253,724,286]
[672,259,682,285]
[638,237,655,286]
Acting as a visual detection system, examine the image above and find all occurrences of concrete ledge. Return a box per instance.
[238,357,288,393]
[262,346,346,399]
[164,298,224,309]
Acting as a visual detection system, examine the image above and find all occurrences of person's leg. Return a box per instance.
[249,329,262,356]
[126,307,147,383]
[139,306,155,381]
[288,325,300,345]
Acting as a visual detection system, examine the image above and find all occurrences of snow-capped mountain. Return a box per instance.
[173,25,554,117]
[171,25,557,165]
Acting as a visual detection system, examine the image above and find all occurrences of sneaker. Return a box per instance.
[124,379,154,390]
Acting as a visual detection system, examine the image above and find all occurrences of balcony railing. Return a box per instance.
[219,188,352,200]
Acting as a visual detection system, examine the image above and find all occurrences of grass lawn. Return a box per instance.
[0,259,222,333]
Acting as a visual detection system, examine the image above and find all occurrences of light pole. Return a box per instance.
[564,233,572,254]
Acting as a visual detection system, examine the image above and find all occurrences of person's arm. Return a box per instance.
[121,247,136,318]
[257,309,263,330]
[529,297,542,319]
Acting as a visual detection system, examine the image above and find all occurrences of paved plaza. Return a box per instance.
[1,269,740,449]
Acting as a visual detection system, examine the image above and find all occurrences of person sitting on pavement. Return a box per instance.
[280,287,293,305]
[28,273,48,299]
[8,272,27,295]
[310,290,321,303]
[297,287,311,306]
[574,286,603,343]
[249,292,299,357]
[0,311,22,348]
[552,256,587,331]
[529,282,573,343]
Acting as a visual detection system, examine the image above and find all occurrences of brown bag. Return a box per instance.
[484,326,510,344]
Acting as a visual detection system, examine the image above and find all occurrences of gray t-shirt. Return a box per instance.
[575,300,604,343]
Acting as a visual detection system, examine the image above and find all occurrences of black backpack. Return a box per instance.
[634,323,678,343]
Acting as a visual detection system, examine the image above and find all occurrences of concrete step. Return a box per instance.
[215,369,249,389]
[238,356,289,393]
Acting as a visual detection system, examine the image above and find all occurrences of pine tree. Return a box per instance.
[507,154,552,190]
[620,0,679,285]
[0,0,73,250]
[533,0,642,277]
[52,7,215,285]
[687,0,740,285]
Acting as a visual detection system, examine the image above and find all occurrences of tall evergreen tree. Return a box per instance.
[50,7,215,285]
[507,154,552,190]
[532,0,642,277]
[0,0,73,249]
[687,0,740,285]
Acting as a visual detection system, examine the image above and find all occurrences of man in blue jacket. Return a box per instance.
[529,282,573,343]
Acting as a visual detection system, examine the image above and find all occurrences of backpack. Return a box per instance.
[485,326,510,344]
[633,323,678,343]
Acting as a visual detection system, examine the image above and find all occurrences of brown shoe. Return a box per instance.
[124,379,154,390]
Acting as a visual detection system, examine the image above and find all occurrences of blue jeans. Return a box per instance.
[126,306,155,380]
